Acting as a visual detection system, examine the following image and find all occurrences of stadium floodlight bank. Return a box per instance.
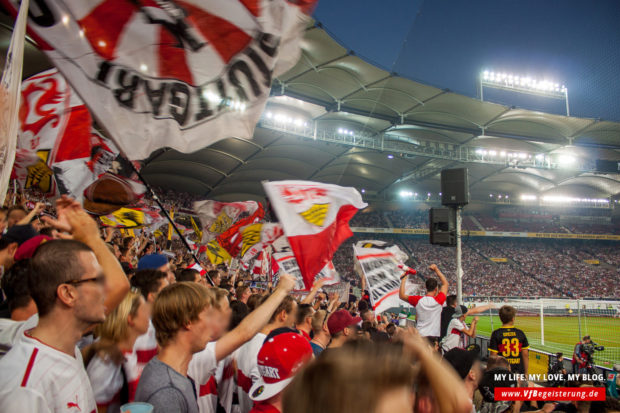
[479,70,570,116]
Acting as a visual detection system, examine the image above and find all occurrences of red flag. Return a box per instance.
[263,181,366,289]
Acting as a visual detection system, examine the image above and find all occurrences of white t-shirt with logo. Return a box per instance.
[0,331,97,413]
[407,292,446,337]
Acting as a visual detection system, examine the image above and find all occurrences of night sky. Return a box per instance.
[314,0,620,122]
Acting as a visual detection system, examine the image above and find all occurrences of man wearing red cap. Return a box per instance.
[249,329,313,413]
[325,309,362,350]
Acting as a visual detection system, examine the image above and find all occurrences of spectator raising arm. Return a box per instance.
[301,278,326,304]
[213,274,296,362]
[399,328,473,413]
[16,202,45,226]
[462,316,479,338]
[429,264,448,296]
[465,303,495,317]
[43,196,130,315]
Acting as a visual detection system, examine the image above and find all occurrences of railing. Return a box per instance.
[257,117,598,173]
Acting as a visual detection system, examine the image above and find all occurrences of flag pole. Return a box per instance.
[128,161,214,286]
[87,124,213,286]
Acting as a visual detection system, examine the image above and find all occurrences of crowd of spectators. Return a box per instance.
[2,185,620,413]
[0,190,489,413]
[354,207,620,235]
[348,210,388,227]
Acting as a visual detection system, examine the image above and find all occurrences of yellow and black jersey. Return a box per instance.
[489,327,529,374]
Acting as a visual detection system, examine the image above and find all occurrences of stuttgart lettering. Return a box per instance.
[94,32,279,129]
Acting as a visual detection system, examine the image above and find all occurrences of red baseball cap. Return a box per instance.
[14,235,52,261]
[327,309,362,336]
[249,331,313,401]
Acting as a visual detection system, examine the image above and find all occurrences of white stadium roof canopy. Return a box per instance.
[2,15,619,203]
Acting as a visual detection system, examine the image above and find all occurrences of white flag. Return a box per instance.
[354,241,409,314]
[1,0,318,160]
[0,0,29,204]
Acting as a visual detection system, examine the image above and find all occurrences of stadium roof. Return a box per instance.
[2,15,619,203]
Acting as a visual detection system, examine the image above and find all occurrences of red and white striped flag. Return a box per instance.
[190,262,207,277]
[263,180,366,290]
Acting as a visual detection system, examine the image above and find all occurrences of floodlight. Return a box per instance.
[558,154,576,165]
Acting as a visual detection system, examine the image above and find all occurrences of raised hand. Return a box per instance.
[276,273,296,293]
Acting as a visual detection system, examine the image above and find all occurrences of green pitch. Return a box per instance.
[472,315,620,367]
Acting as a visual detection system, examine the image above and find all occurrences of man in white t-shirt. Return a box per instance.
[441,305,479,353]
[0,200,130,413]
[399,264,448,339]
[190,280,296,413]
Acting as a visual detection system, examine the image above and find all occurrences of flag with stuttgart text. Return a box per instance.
[0,0,318,160]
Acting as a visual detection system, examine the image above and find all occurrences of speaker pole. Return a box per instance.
[456,206,463,305]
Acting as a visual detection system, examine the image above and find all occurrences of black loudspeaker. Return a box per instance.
[441,168,469,206]
[429,207,456,246]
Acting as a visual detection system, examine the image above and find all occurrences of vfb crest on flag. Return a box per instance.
[280,186,331,227]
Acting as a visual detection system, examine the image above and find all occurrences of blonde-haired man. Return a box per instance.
[136,275,296,413]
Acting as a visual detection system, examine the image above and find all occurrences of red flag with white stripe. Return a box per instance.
[190,262,207,277]
[263,180,366,290]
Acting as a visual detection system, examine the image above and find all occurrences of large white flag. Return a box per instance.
[264,180,366,289]
[0,0,29,204]
[0,0,318,160]
[353,240,409,314]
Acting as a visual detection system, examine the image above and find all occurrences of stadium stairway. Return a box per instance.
[383,212,394,228]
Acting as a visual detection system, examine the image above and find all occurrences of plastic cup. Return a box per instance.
[120,402,154,413]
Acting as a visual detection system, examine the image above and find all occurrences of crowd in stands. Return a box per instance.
[0,191,494,413]
[353,207,620,235]
[1,186,619,413]
[348,210,388,227]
